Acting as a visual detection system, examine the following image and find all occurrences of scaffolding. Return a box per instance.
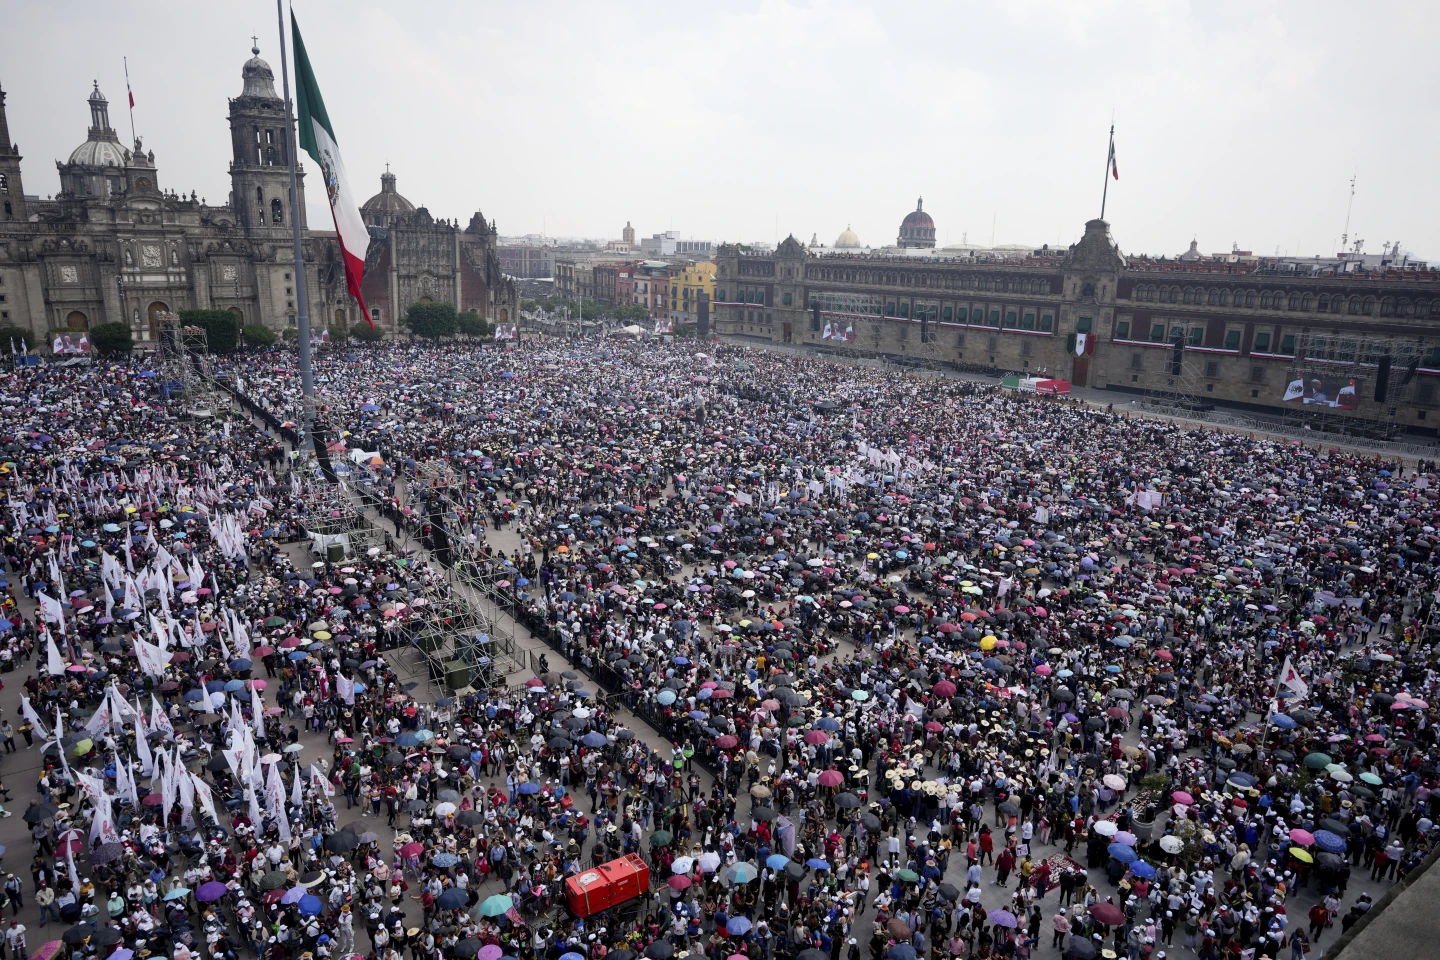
[1135,337,1212,419]
[406,461,525,687]
[1273,333,1429,441]
[155,312,229,418]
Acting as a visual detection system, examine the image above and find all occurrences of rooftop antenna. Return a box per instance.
[1340,173,1356,253]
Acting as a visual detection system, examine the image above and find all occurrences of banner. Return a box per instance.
[822,319,855,342]
[1283,377,1357,410]
[653,319,674,334]
[494,324,517,341]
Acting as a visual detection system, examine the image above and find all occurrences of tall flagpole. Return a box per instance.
[1100,123,1114,221]
[123,57,137,144]
[275,0,324,478]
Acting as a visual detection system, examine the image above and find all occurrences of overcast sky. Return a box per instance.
[7,1,1438,258]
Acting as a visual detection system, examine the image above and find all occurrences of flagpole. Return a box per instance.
[123,57,136,145]
[1100,123,1114,220]
[274,0,330,482]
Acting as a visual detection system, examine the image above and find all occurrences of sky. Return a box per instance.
[6,0,1439,259]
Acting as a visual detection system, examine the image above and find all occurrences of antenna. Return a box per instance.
[1340,173,1356,253]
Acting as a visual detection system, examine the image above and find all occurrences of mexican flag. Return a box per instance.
[292,12,372,328]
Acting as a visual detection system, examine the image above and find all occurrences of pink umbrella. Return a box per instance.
[933,680,957,697]
[1171,791,1194,805]
[893,605,911,614]
[1034,664,1053,676]
[817,770,844,787]
[1290,829,1315,846]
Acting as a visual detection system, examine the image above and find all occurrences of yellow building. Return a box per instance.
[669,260,717,324]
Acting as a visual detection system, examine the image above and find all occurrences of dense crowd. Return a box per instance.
[0,339,1433,960]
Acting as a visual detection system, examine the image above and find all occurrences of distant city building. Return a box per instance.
[897,197,936,248]
[835,225,862,249]
[623,221,635,246]
[670,260,716,324]
[640,230,712,258]
[499,243,554,279]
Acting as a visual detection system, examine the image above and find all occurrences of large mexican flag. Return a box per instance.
[292,12,372,328]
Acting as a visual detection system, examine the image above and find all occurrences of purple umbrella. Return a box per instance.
[196,881,228,902]
[989,909,1018,929]
[281,887,308,905]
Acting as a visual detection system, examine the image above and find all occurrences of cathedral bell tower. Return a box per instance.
[227,42,311,328]
[0,83,28,221]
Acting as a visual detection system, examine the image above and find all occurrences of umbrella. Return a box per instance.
[297,894,324,916]
[196,881,229,902]
[1107,843,1137,863]
[23,802,58,823]
[645,944,674,960]
[724,862,758,884]
[989,910,1018,929]
[324,832,360,853]
[437,888,469,910]
[479,894,513,916]
[1091,903,1125,926]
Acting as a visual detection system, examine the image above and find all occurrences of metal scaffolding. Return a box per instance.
[1134,337,1212,419]
[1274,333,1429,441]
[155,313,229,418]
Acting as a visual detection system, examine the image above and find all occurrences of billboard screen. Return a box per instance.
[822,319,855,342]
[1283,376,1358,410]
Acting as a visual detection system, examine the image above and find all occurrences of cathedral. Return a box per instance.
[0,44,515,344]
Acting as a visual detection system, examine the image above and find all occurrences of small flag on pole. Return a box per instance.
[1108,135,1119,180]
[125,57,135,108]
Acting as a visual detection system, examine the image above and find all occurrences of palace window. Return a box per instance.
[1224,330,1241,350]
[1076,317,1093,333]
[1250,365,1266,383]
[1189,327,1204,346]
[1205,360,1220,378]
[1253,332,1272,353]
[1039,313,1054,332]
[1114,320,1130,339]
[1280,334,1296,354]
[1150,323,1166,341]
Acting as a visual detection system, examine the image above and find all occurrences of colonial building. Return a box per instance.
[714,219,1440,433]
[355,169,518,333]
[896,198,936,249]
[0,45,515,345]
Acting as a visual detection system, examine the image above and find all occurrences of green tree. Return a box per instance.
[402,301,458,340]
[88,322,134,357]
[611,304,650,323]
[325,325,349,343]
[177,309,240,353]
[0,325,33,352]
[456,309,492,338]
[350,322,386,343]
[242,324,277,348]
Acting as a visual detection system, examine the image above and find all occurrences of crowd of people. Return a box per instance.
[0,338,1432,960]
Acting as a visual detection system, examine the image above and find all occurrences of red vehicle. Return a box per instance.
[564,854,650,918]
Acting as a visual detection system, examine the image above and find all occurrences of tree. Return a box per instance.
[88,322,134,357]
[402,301,458,340]
[242,324,277,348]
[325,325,349,343]
[456,309,492,338]
[177,309,240,353]
[350,323,386,343]
[611,304,650,323]
[0,325,32,353]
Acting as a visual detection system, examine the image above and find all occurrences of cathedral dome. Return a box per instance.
[68,137,130,168]
[361,169,416,226]
[67,81,129,168]
[241,44,279,99]
[897,196,936,248]
[835,225,861,248]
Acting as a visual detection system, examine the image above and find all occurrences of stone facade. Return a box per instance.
[0,49,326,342]
[0,47,516,345]
[714,220,1440,433]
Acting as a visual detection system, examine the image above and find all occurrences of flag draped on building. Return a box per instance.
[291,12,371,328]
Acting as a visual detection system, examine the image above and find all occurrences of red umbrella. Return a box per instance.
[817,770,844,787]
[804,730,830,745]
[1091,903,1125,926]
[933,680,957,697]
[400,841,424,858]
[714,735,739,749]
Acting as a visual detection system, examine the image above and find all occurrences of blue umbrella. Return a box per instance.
[516,782,541,795]
[436,888,468,910]
[560,954,585,960]
[726,917,752,936]
[297,894,324,916]
[1108,843,1138,863]
[288,651,308,661]
[229,658,253,672]
[673,657,690,665]
[183,689,205,702]
[581,732,608,748]
[396,733,420,748]
[1271,714,1298,730]
[696,688,712,700]
[805,858,830,870]
[766,854,790,870]
[890,946,917,960]
[224,680,245,692]
[725,862,758,883]
[1313,830,1346,853]
[432,853,459,868]
[1129,860,1156,879]
[815,718,841,731]
[657,690,677,705]
[687,711,709,721]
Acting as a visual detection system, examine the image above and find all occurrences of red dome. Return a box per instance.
[897,197,936,248]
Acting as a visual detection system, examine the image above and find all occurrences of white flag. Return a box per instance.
[45,630,68,676]
[1276,656,1309,702]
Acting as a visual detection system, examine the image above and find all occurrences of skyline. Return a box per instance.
[6,1,1439,260]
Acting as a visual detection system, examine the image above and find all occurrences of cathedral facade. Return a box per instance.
[0,45,515,345]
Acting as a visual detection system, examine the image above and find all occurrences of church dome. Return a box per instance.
[897,196,936,248]
[67,81,129,168]
[68,137,130,168]
[835,225,861,248]
[241,44,279,99]
[361,169,416,226]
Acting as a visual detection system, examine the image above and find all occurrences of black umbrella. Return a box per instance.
[383,751,405,766]
[860,812,882,831]
[937,882,960,901]
[92,928,123,947]
[23,802,60,824]
[833,792,861,809]
[454,942,482,959]
[63,925,97,945]
[259,871,288,890]
[204,756,230,772]
[645,942,674,960]
[456,810,484,827]
[324,832,360,853]
[784,861,806,881]
[751,806,777,821]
